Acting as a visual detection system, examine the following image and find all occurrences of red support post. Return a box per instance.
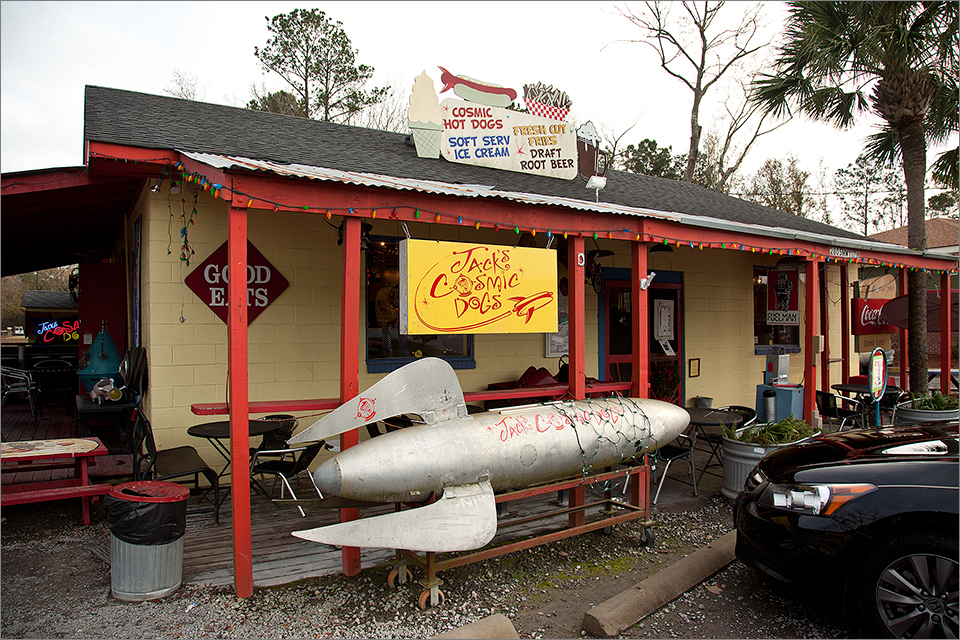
[227,202,253,598]
[819,263,830,391]
[803,258,819,423]
[631,243,649,398]
[840,266,850,384]
[568,236,586,400]
[941,271,952,396]
[339,216,362,577]
[898,270,909,390]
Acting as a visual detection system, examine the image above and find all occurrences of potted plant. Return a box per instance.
[720,416,819,500]
[895,391,959,425]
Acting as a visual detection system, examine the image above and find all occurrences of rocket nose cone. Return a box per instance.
[312,458,342,498]
[662,402,691,438]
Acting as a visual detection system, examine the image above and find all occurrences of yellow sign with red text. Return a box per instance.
[400,239,557,335]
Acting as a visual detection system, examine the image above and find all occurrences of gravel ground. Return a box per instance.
[1,495,861,639]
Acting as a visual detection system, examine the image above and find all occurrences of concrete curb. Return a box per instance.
[433,613,520,639]
[581,530,737,638]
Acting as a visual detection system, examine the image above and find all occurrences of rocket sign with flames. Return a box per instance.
[399,239,557,335]
[407,67,606,182]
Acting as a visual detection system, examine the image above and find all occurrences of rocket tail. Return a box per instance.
[289,357,467,445]
[292,481,497,553]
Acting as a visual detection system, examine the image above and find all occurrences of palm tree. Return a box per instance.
[752,1,958,395]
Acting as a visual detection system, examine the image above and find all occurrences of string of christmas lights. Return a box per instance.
[86,154,958,276]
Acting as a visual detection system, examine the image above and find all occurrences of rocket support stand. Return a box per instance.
[389,461,652,609]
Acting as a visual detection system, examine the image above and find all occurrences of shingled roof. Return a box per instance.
[21,290,76,310]
[869,217,959,252]
[84,85,867,243]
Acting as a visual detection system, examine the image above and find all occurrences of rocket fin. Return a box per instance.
[291,481,497,553]
[289,357,467,445]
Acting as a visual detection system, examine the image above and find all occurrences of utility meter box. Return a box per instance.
[764,354,790,385]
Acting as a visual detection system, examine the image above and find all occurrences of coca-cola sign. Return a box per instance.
[852,298,896,335]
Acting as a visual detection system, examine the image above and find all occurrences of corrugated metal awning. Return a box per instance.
[179,151,942,262]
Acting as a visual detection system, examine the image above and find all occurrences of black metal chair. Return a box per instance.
[31,359,76,413]
[652,431,697,504]
[1,366,40,419]
[815,391,861,431]
[694,406,754,485]
[131,411,221,523]
[250,442,325,516]
[249,414,298,495]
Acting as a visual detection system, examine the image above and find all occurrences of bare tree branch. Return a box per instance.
[614,1,765,182]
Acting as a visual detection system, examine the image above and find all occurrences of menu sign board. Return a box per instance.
[185,240,289,325]
[400,239,557,335]
[440,99,577,180]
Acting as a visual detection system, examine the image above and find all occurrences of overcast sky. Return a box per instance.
[0,1,897,206]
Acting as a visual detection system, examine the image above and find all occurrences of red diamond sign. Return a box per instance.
[185,241,289,325]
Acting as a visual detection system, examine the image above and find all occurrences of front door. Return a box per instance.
[603,274,683,403]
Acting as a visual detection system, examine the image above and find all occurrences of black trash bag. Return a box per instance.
[103,489,187,545]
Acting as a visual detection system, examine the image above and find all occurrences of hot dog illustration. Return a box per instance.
[438,66,517,108]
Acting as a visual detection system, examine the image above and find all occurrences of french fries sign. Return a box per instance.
[400,239,558,335]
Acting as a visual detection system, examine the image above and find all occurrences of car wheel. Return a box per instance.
[857,532,958,639]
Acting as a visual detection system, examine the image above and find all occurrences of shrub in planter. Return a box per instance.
[720,416,819,500]
[721,415,818,445]
[895,391,959,425]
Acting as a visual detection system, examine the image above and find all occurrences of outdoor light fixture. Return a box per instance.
[150,178,162,193]
[169,179,180,194]
[649,244,674,254]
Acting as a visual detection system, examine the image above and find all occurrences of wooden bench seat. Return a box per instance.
[1,482,112,506]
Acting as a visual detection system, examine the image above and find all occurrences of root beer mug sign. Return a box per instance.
[399,239,557,335]
[185,240,289,324]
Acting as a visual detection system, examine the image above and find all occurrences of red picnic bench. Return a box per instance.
[1,437,112,525]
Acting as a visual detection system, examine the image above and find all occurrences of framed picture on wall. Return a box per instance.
[544,291,569,358]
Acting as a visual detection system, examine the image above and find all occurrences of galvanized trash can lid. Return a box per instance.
[109,481,189,503]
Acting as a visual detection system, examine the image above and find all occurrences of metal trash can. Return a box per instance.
[103,481,189,601]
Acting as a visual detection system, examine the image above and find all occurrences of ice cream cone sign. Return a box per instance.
[408,71,445,158]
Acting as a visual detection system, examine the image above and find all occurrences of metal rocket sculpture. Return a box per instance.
[287,358,688,553]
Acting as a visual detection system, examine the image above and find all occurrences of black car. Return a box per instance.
[734,422,959,639]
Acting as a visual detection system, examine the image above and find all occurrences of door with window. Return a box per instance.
[603,275,683,404]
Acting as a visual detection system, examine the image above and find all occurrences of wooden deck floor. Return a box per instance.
[3,397,633,590]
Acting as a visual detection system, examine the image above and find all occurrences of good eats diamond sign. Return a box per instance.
[185,241,289,325]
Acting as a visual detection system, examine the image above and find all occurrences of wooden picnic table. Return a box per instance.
[1,437,111,524]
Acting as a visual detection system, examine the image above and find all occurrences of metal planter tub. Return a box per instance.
[894,401,960,425]
[721,428,819,501]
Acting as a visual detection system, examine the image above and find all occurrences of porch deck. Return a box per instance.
[1,398,641,589]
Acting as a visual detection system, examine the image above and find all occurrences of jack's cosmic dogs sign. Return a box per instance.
[399,239,557,334]
[440,99,577,179]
